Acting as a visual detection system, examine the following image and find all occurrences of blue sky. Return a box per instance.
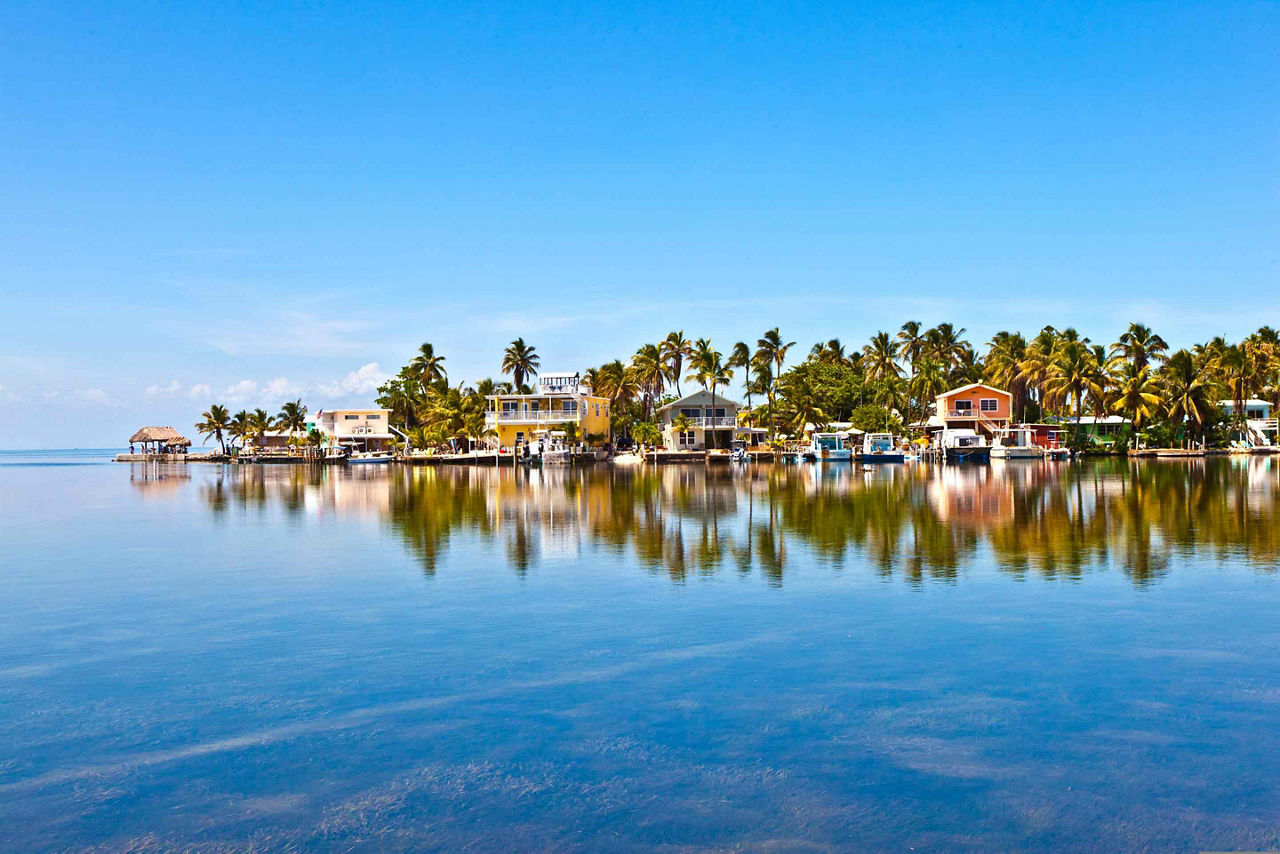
[1,1,1277,447]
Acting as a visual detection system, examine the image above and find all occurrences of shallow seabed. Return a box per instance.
[2,451,1279,851]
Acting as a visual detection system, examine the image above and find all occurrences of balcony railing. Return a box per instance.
[669,416,737,428]
[946,409,1001,419]
[488,411,581,424]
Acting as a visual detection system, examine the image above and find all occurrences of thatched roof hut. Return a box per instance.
[128,426,191,450]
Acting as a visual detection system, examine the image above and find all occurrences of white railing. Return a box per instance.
[488,411,581,424]
[671,416,736,428]
[946,409,1000,419]
[1251,419,1279,430]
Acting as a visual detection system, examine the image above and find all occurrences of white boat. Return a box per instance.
[804,431,853,462]
[991,426,1044,460]
[941,428,991,463]
[530,430,571,465]
[861,433,904,463]
[347,451,393,465]
[611,452,644,465]
[730,439,750,463]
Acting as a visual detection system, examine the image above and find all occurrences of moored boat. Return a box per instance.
[804,431,853,462]
[990,426,1044,460]
[942,428,991,463]
[861,432,905,463]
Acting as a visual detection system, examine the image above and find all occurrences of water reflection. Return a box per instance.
[171,457,1280,587]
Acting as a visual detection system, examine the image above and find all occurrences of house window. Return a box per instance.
[678,431,696,447]
[953,400,972,413]
[979,399,999,412]
[680,408,701,418]
[344,414,360,420]
[367,414,381,420]
[562,400,577,414]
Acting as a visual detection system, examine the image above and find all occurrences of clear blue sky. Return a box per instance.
[1,1,1276,447]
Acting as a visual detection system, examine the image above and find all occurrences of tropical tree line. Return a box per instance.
[240,321,1279,453]
[194,399,315,455]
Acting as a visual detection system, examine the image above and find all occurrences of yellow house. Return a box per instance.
[485,372,611,448]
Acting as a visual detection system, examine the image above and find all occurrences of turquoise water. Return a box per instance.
[2,453,1279,850]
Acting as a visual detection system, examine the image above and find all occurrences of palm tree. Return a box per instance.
[985,331,1029,421]
[688,344,734,450]
[1044,340,1103,447]
[1215,344,1253,438]
[247,409,274,447]
[862,331,902,382]
[1162,349,1216,447]
[276,399,307,438]
[755,328,795,439]
[410,342,448,391]
[501,338,540,390]
[896,321,925,378]
[631,421,662,450]
[195,404,231,454]
[909,358,948,424]
[1111,323,1168,372]
[630,343,666,419]
[925,323,969,369]
[227,410,251,450]
[725,341,755,410]
[660,331,693,396]
[1111,362,1161,447]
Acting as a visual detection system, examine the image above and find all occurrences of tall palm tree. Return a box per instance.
[1044,340,1104,447]
[688,345,734,450]
[1161,349,1216,447]
[660,331,693,396]
[248,408,275,446]
[195,404,231,454]
[410,342,448,391]
[896,321,925,378]
[925,323,969,369]
[1216,344,1253,436]
[501,338,540,391]
[630,343,666,420]
[1111,323,1168,372]
[728,341,755,409]
[276,399,307,438]
[755,328,794,440]
[985,331,1029,420]
[909,358,948,424]
[228,410,251,450]
[1111,362,1161,446]
[861,331,902,382]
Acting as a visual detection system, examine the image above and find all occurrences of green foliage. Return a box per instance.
[847,404,903,435]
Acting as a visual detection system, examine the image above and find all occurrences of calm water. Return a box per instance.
[2,452,1280,851]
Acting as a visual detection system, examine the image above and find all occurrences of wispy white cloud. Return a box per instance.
[75,388,122,407]
[144,379,183,397]
[0,384,18,402]
[316,362,388,398]
[187,383,211,400]
[204,313,376,357]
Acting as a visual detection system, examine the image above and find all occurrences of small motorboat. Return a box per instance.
[803,431,853,462]
[991,426,1044,460]
[730,439,751,463]
[347,451,393,465]
[941,429,991,463]
[861,432,905,463]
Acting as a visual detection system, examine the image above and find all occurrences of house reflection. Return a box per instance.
[191,457,1280,587]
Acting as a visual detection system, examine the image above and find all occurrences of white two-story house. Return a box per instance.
[657,390,740,451]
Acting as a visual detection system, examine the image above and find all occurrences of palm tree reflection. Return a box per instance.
[193,457,1279,587]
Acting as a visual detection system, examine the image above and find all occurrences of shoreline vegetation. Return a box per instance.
[168,322,1278,461]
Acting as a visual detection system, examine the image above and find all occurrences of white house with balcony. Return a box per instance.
[314,409,394,452]
[657,390,741,451]
[1220,399,1278,447]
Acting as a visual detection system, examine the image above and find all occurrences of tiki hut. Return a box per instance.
[128,426,191,454]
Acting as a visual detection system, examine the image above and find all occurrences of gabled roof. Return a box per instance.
[657,389,742,412]
[938,382,1011,398]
